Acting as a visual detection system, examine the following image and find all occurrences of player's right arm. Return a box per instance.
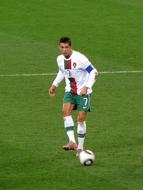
[49,69,64,97]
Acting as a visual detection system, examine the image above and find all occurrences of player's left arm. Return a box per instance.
[85,64,98,88]
[80,58,98,96]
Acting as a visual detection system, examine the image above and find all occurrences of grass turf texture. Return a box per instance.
[0,0,143,189]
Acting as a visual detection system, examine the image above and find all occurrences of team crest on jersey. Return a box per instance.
[73,62,77,68]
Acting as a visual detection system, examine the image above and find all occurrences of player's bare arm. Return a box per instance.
[80,86,89,96]
[49,85,56,97]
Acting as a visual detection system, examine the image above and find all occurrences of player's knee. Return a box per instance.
[77,115,86,122]
[77,112,87,122]
[62,108,71,116]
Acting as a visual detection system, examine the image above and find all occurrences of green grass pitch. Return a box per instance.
[0,0,143,189]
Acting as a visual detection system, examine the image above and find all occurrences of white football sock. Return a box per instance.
[77,121,86,150]
[64,115,76,143]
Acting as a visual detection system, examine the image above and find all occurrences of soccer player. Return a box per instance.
[49,37,98,156]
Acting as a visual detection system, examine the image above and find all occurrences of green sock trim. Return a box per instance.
[78,133,86,138]
[66,126,74,132]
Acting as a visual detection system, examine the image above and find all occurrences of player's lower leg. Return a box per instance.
[63,115,77,150]
[77,121,86,151]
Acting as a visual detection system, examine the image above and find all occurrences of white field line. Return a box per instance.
[0,70,143,77]
[99,70,143,74]
[0,73,57,77]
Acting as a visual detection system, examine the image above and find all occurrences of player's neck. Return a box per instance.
[64,50,73,59]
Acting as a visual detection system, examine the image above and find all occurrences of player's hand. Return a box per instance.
[49,85,56,97]
[80,86,88,96]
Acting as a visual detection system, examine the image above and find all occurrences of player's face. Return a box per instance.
[59,43,72,58]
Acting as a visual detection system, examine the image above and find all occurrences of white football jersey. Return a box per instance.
[53,50,97,95]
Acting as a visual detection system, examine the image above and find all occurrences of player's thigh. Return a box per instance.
[77,111,87,122]
[62,103,75,116]
[63,92,76,116]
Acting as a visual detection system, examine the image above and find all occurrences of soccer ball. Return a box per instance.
[79,150,95,166]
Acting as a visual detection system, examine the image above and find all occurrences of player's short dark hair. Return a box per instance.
[59,37,71,46]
